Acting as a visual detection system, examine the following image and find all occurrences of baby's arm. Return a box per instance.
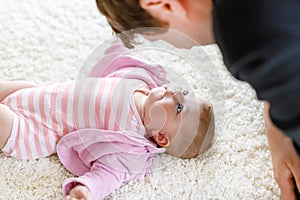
[0,80,38,102]
[63,161,124,200]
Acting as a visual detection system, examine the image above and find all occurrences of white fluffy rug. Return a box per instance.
[0,0,280,199]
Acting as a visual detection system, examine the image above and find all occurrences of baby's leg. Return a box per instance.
[0,81,38,102]
[0,104,13,149]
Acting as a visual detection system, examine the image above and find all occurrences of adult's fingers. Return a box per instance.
[290,157,300,199]
[277,168,297,200]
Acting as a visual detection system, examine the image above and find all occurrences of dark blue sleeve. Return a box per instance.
[213,0,300,150]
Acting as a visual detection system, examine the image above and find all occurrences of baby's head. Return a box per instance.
[136,84,215,159]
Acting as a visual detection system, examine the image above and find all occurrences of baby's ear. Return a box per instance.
[152,130,170,147]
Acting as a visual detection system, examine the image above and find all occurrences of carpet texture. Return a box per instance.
[0,0,280,199]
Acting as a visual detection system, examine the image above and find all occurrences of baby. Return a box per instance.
[0,42,214,200]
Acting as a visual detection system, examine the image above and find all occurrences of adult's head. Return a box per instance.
[96,0,215,48]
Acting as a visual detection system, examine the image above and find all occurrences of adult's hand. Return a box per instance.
[264,101,300,200]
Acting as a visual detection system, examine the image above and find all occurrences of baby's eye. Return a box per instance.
[177,104,184,113]
[183,90,189,96]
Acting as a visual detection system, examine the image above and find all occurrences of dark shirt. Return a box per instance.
[213,0,300,153]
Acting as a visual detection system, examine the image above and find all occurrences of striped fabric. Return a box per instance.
[2,78,147,159]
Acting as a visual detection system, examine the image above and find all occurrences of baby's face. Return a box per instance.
[143,84,203,154]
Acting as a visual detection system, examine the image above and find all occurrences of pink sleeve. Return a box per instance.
[58,129,164,199]
[62,161,124,200]
[88,41,168,86]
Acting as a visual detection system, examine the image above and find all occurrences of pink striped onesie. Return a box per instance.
[1,41,168,199]
[1,77,153,159]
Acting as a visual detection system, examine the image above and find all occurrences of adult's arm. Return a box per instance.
[213,1,300,198]
[264,101,300,200]
[213,0,300,145]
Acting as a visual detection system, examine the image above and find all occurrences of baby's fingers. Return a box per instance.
[67,185,90,200]
[65,195,71,200]
[65,195,86,200]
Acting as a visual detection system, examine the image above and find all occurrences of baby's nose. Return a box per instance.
[165,87,176,95]
[165,87,181,102]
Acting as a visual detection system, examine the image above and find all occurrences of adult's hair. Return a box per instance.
[96,0,168,48]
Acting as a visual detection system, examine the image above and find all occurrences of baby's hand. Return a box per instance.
[65,185,91,200]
